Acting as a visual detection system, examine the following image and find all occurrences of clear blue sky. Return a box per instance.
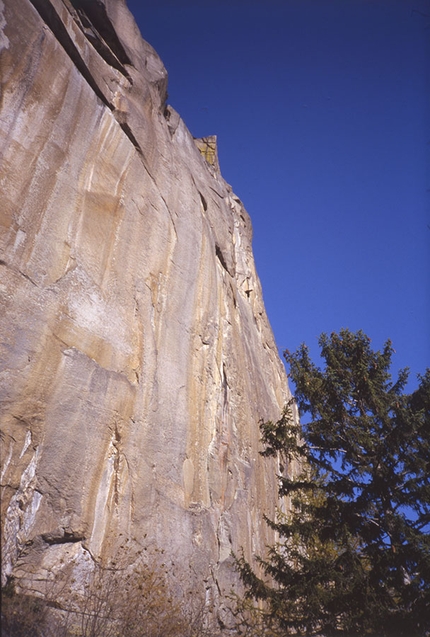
[128,0,429,390]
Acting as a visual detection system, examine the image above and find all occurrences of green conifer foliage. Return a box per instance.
[237,329,430,636]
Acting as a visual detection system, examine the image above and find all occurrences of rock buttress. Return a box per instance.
[0,0,291,613]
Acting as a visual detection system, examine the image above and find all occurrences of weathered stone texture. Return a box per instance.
[0,0,290,602]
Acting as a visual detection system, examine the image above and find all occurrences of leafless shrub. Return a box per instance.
[1,546,218,637]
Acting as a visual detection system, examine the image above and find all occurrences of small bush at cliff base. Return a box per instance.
[236,329,430,636]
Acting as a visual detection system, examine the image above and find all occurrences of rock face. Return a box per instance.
[0,0,290,607]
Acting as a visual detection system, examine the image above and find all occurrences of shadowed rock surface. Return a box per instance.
[0,0,290,611]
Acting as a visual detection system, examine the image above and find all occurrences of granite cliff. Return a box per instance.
[0,0,290,611]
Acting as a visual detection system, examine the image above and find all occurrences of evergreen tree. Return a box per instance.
[237,329,430,636]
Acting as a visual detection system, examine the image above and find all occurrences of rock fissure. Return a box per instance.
[67,0,133,80]
[0,260,39,286]
[27,0,144,155]
[215,244,232,276]
[28,0,112,109]
[117,119,142,154]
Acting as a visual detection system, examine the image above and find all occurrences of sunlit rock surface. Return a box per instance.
[0,0,290,605]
